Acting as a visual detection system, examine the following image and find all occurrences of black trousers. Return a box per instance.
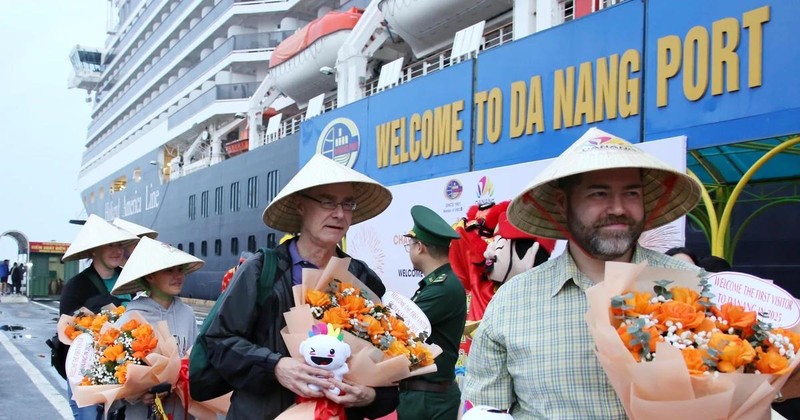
[11,279,21,294]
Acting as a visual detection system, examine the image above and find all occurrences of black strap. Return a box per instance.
[85,268,110,296]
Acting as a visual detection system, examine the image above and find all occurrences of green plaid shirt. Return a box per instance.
[463,245,697,419]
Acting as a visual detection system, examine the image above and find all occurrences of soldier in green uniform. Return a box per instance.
[398,205,467,420]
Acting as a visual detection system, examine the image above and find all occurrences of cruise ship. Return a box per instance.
[71,0,800,300]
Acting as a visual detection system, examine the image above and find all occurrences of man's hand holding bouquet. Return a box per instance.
[57,305,180,417]
[586,262,800,419]
[276,256,442,419]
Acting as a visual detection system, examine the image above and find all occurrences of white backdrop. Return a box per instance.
[346,136,689,298]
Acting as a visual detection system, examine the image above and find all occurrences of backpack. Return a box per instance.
[188,247,277,401]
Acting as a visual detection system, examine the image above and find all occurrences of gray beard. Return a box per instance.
[567,210,644,261]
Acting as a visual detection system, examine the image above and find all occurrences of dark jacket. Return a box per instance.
[59,265,124,315]
[205,242,399,419]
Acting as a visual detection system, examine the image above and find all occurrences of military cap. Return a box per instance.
[405,205,459,247]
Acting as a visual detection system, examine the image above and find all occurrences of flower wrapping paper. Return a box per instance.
[174,356,232,420]
[585,261,800,420]
[276,256,442,419]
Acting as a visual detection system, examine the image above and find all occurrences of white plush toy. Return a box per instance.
[299,323,351,396]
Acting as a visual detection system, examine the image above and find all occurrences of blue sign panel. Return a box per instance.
[300,99,369,174]
[473,0,644,170]
[365,61,473,185]
[644,0,800,148]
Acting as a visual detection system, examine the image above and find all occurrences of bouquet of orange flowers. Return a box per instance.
[306,279,435,370]
[64,311,181,416]
[276,257,442,420]
[586,262,800,419]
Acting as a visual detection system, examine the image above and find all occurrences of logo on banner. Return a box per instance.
[475,176,495,206]
[317,118,360,168]
[445,179,463,200]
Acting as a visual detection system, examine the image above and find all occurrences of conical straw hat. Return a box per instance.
[112,237,204,296]
[262,154,392,233]
[112,218,158,239]
[507,127,702,240]
[62,214,140,262]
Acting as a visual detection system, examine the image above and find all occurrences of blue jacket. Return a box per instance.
[0,261,9,277]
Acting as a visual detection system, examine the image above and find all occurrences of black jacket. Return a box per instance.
[59,265,124,316]
[205,242,399,419]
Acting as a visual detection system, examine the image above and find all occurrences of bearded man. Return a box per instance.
[463,128,703,419]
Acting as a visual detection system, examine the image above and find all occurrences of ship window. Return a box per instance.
[188,242,195,255]
[265,170,280,204]
[201,191,209,218]
[215,239,222,256]
[247,235,257,252]
[201,241,208,257]
[247,176,258,208]
[90,192,95,203]
[231,237,239,255]
[266,233,276,249]
[177,243,183,251]
[111,175,127,192]
[215,186,224,215]
[230,182,241,212]
[132,168,142,182]
[189,194,196,220]
[99,187,105,200]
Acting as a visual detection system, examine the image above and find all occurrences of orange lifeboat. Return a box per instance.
[269,8,363,104]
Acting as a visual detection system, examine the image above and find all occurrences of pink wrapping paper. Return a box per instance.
[585,261,800,420]
[276,257,442,419]
[69,311,181,417]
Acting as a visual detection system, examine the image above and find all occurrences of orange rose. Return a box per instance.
[132,335,158,360]
[115,362,129,384]
[708,332,755,372]
[409,343,434,367]
[321,307,351,330]
[333,281,361,298]
[98,329,121,347]
[655,301,705,331]
[359,315,385,344]
[100,343,126,364]
[131,324,154,340]
[90,314,109,333]
[681,347,710,375]
[613,291,660,317]
[671,287,706,312]
[76,315,93,329]
[384,340,409,358]
[306,290,331,307]
[338,295,369,317]
[112,306,126,317]
[120,319,140,332]
[382,316,410,343]
[616,324,660,362]
[754,347,791,375]
[712,303,757,336]
[80,376,94,386]
[65,325,81,340]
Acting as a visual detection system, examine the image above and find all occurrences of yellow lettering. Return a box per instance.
[657,35,681,107]
[711,18,740,95]
[487,88,502,143]
[526,76,544,135]
[434,104,452,155]
[574,61,595,126]
[375,123,391,168]
[683,26,709,101]
[553,66,575,130]
[473,91,488,145]
[421,110,434,159]
[451,100,464,152]
[409,114,421,161]
[509,81,527,138]
[619,49,640,117]
[390,119,402,165]
[399,117,408,163]
[595,55,618,120]
[743,5,769,88]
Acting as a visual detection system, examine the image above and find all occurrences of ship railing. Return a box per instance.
[363,21,513,97]
[169,82,261,129]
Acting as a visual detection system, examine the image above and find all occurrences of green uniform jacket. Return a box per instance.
[411,263,467,383]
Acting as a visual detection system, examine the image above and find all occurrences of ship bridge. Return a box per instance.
[68,45,104,91]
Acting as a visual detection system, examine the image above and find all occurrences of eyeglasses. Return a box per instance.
[300,193,358,211]
[404,241,420,252]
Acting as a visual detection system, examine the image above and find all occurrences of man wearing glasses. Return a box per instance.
[398,205,467,420]
[204,154,399,419]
